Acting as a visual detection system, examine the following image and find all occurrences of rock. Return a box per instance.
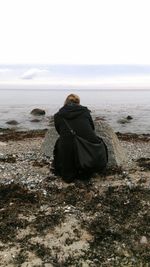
[6,120,19,125]
[126,115,133,120]
[117,116,133,124]
[41,126,58,158]
[30,119,41,122]
[95,121,127,168]
[41,120,127,168]
[30,108,46,116]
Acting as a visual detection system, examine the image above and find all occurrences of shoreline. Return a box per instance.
[0,128,150,142]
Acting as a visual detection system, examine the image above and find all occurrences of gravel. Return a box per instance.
[0,136,149,267]
[0,137,149,185]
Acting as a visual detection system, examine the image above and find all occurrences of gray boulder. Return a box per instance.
[41,127,58,158]
[95,121,127,168]
[41,120,127,168]
[30,108,46,116]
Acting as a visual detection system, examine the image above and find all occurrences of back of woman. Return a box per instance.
[53,94,108,182]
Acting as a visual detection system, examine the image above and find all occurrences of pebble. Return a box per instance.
[0,137,149,191]
[0,142,7,146]
[140,236,148,245]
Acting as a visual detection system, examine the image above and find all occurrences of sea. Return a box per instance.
[0,89,150,134]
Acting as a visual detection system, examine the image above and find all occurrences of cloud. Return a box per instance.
[21,68,49,80]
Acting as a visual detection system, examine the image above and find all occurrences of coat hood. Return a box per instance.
[58,103,90,119]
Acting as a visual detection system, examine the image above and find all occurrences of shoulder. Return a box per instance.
[54,112,61,123]
[82,106,92,117]
[80,105,91,113]
[54,112,59,118]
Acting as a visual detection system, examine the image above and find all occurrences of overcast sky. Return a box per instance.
[0,0,150,89]
[0,0,150,65]
[0,64,150,89]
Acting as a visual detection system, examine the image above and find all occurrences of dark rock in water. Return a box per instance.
[30,119,41,123]
[126,115,133,120]
[6,120,19,125]
[30,108,46,116]
[117,118,130,124]
[41,120,127,168]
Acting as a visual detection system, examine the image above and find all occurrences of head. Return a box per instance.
[64,94,80,105]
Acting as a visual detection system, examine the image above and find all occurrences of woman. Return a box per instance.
[53,94,108,182]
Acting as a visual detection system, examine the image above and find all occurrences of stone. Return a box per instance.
[30,108,45,116]
[41,126,58,158]
[140,236,148,245]
[95,121,127,168]
[126,115,133,120]
[117,116,133,124]
[6,120,19,125]
[30,119,41,122]
[41,121,127,168]
[0,142,7,146]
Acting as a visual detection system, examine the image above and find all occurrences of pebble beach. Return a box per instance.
[0,129,149,267]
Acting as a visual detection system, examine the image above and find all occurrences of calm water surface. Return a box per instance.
[0,89,149,134]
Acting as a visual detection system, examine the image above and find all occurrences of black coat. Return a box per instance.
[53,103,107,181]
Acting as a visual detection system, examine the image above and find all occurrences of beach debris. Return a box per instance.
[30,108,46,116]
[0,129,46,142]
[125,179,135,190]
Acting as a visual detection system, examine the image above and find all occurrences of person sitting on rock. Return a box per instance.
[52,94,108,182]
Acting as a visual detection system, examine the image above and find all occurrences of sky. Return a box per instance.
[0,0,150,89]
[1,64,150,89]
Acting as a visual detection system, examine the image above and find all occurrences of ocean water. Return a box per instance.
[0,89,149,134]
